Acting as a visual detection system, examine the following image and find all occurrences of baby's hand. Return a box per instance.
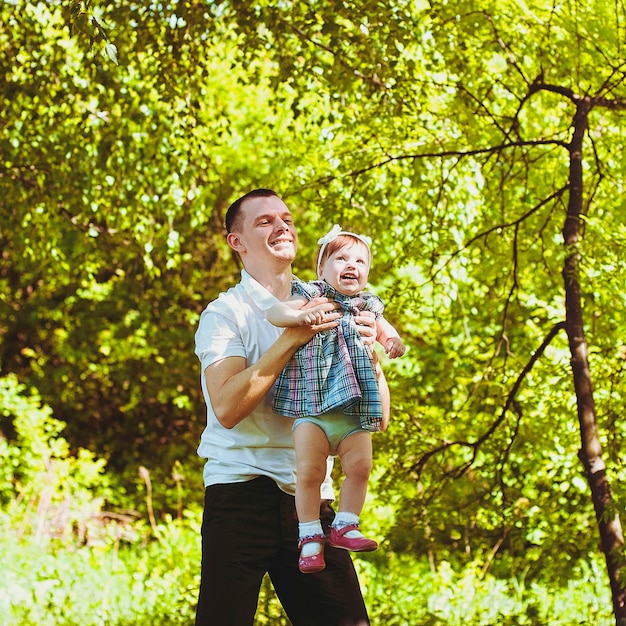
[384,337,406,359]
[297,300,340,327]
[299,309,327,325]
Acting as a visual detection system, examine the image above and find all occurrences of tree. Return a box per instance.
[561,85,626,618]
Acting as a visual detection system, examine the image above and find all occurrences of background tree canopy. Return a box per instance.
[2,0,626,620]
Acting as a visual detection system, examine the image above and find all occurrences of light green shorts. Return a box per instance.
[293,411,367,456]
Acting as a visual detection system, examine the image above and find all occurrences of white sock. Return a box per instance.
[332,512,365,539]
[298,520,324,557]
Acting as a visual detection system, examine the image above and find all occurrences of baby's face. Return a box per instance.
[319,241,370,296]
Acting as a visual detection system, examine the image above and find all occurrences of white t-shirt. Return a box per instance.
[194,269,334,498]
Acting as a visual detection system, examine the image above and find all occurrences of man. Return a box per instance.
[194,188,388,625]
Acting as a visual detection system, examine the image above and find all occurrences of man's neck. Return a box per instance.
[244,264,294,300]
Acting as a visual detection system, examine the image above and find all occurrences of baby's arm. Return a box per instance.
[376,316,406,358]
[268,296,329,327]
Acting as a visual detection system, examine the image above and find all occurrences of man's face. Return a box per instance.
[233,195,298,265]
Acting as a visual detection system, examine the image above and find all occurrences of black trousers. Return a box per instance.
[194,476,370,626]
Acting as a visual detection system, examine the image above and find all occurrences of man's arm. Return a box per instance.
[355,311,391,428]
[205,328,306,429]
[373,353,391,431]
[207,300,340,429]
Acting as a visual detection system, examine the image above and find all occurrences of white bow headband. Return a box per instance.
[316,224,372,275]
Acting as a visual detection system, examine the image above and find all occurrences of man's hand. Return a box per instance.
[353,310,377,348]
[280,298,341,348]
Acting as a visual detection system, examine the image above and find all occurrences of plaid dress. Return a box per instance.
[272,280,384,432]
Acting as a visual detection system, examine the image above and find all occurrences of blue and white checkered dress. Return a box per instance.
[272,279,384,432]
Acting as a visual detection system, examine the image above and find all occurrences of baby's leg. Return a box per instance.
[329,431,377,552]
[293,421,331,572]
[293,421,330,522]
[336,431,372,515]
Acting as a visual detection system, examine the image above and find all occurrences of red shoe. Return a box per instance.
[328,524,378,552]
[298,533,326,574]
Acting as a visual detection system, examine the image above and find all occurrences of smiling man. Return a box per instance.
[193,189,372,625]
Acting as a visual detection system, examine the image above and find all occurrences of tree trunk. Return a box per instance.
[562,96,626,624]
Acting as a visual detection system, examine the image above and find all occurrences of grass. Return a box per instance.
[0,516,614,626]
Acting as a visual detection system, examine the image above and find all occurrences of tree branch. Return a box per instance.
[411,321,566,480]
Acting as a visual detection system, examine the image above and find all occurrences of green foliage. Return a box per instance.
[359,554,612,625]
[0,518,200,626]
[0,376,205,624]
[0,375,110,540]
[0,519,613,625]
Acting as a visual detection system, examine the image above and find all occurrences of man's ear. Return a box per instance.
[227,232,245,253]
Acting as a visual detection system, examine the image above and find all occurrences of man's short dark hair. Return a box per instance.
[225,188,279,233]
